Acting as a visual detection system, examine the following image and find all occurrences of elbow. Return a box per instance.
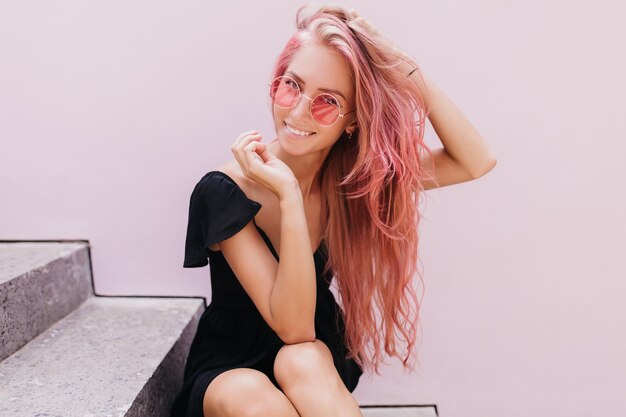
[279,328,316,345]
[269,303,316,344]
[471,156,497,179]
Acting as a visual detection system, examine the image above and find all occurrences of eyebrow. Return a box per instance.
[285,71,348,102]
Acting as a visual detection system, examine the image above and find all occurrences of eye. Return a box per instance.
[284,77,299,90]
[322,94,339,107]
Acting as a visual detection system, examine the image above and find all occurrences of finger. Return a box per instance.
[253,141,272,163]
[232,130,259,149]
[234,130,258,145]
[243,141,265,171]
[232,133,261,174]
[237,141,256,176]
[232,133,261,153]
[354,16,373,29]
[232,135,259,173]
[351,16,379,36]
[243,140,265,156]
[234,131,259,147]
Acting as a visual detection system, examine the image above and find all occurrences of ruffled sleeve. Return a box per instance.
[183,171,262,268]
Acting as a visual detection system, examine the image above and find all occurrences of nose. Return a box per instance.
[290,93,312,120]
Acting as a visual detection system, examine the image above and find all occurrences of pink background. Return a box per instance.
[1,1,625,416]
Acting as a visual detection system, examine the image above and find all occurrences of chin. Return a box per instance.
[277,134,310,157]
[275,124,309,153]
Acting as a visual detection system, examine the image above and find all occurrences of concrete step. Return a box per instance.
[0,296,204,417]
[361,405,438,416]
[0,242,438,415]
[0,242,93,361]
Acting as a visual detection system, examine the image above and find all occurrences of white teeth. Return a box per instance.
[285,123,314,136]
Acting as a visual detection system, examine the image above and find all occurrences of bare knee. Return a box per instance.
[274,339,342,389]
[203,368,299,417]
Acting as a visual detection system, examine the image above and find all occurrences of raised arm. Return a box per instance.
[406,67,498,190]
[348,8,497,190]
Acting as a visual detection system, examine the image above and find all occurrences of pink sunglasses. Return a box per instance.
[269,75,355,126]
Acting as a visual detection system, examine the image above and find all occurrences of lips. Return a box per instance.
[284,121,316,137]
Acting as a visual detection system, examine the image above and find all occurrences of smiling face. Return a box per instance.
[272,41,357,156]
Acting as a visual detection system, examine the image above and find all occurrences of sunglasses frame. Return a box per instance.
[269,75,355,127]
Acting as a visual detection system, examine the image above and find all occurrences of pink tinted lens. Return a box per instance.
[270,77,340,125]
[311,95,340,125]
[272,77,299,108]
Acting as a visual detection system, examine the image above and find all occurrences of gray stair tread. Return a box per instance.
[0,242,86,284]
[361,406,438,416]
[0,296,204,417]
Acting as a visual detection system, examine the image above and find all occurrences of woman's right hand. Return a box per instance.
[231,130,298,200]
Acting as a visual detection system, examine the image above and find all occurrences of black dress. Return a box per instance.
[169,170,363,417]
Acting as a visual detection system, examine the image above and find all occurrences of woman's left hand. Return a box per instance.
[346,8,416,74]
[347,8,380,37]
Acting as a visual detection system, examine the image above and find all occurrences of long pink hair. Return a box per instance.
[269,4,436,375]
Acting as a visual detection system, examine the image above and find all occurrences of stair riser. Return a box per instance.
[0,246,92,361]
[126,306,202,417]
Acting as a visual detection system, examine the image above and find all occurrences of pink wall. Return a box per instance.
[2,1,624,416]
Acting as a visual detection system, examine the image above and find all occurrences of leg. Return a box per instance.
[273,339,363,417]
[203,368,301,417]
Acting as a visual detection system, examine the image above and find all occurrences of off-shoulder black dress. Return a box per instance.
[169,171,363,417]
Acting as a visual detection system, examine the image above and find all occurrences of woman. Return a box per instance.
[171,4,496,417]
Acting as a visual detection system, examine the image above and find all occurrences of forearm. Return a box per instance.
[406,65,497,177]
[269,188,317,343]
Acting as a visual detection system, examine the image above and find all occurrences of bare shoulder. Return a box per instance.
[215,161,253,197]
[213,160,271,208]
